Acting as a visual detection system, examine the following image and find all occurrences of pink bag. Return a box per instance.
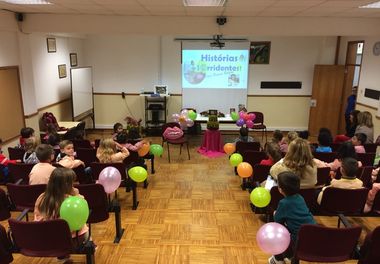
[163,126,183,140]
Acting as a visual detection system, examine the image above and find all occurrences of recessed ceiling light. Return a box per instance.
[1,0,51,4]
[183,0,226,7]
[359,1,380,8]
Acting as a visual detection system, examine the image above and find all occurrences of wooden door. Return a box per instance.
[308,65,345,137]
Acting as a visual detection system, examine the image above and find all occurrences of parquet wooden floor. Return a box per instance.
[2,132,378,263]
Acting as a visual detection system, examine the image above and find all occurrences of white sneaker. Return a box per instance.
[268,256,285,264]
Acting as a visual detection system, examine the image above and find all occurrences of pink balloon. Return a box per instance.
[172,113,180,122]
[246,120,254,129]
[181,109,188,117]
[186,119,194,127]
[256,223,290,255]
[98,166,122,194]
[248,113,256,121]
[239,111,245,119]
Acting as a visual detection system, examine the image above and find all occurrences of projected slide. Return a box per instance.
[182,50,249,89]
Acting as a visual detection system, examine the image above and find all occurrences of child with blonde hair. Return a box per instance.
[57,140,85,169]
[97,138,130,163]
[260,142,282,166]
[23,137,39,164]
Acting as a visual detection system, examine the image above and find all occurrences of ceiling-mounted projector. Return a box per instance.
[210,35,225,49]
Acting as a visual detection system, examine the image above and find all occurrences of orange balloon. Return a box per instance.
[138,143,150,157]
[179,116,186,123]
[237,162,253,178]
[223,143,236,155]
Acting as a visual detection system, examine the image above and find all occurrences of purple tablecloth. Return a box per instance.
[197,129,225,157]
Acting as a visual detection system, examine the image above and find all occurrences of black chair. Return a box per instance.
[358,225,380,264]
[7,147,25,161]
[249,111,267,142]
[235,141,261,154]
[8,210,95,264]
[76,148,98,167]
[242,150,267,167]
[357,153,376,167]
[0,188,11,221]
[293,224,362,264]
[73,139,92,149]
[75,184,124,243]
[316,167,331,186]
[363,143,377,153]
[313,152,336,163]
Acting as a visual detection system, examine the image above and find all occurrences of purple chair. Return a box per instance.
[357,153,376,167]
[161,122,190,163]
[73,139,92,149]
[8,215,95,264]
[251,164,271,184]
[76,148,98,168]
[363,143,377,153]
[319,187,369,226]
[76,183,124,243]
[359,226,380,264]
[242,150,267,167]
[313,152,336,163]
[293,224,362,264]
[7,147,25,161]
[6,183,46,220]
[0,224,13,264]
[316,167,331,186]
[359,166,375,189]
[8,163,34,184]
[0,189,10,221]
[236,141,261,154]
[72,165,91,184]
[248,111,267,142]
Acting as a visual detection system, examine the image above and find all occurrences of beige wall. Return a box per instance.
[94,94,309,131]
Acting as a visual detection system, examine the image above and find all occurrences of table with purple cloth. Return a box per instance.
[197,129,225,157]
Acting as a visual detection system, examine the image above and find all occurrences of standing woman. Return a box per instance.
[355,111,374,143]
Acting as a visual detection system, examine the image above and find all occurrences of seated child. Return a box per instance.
[260,142,282,166]
[234,127,255,143]
[272,130,283,145]
[0,138,21,181]
[324,141,362,173]
[317,157,363,204]
[364,167,380,213]
[279,131,298,153]
[57,140,85,169]
[269,171,316,264]
[17,127,35,149]
[34,167,89,250]
[351,133,367,154]
[97,138,130,163]
[29,144,56,185]
[23,137,39,164]
[315,128,333,153]
[43,124,60,149]
[298,130,310,140]
[112,123,124,141]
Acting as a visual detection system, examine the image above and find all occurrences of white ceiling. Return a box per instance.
[0,0,379,18]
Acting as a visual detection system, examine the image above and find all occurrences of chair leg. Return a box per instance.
[241,178,247,191]
[132,182,139,210]
[150,156,155,174]
[111,199,124,243]
[143,179,148,189]
[167,142,171,163]
[186,142,190,160]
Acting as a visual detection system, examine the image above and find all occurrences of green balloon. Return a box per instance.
[128,166,148,183]
[150,144,163,156]
[59,196,89,231]
[188,110,197,121]
[229,153,243,167]
[250,187,271,208]
[231,112,239,121]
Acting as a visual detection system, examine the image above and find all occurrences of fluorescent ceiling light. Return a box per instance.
[183,0,226,7]
[359,1,380,8]
[1,0,51,4]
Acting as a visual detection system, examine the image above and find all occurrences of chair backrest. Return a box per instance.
[123,151,143,169]
[295,224,361,262]
[76,148,98,167]
[8,163,34,184]
[8,218,73,257]
[313,152,337,163]
[75,184,109,224]
[359,226,380,264]
[359,166,374,189]
[357,153,376,167]
[299,188,320,213]
[73,139,92,149]
[252,164,271,184]
[72,165,90,184]
[236,141,261,154]
[370,191,380,213]
[0,188,11,221]
[248,111,264,124]
[329,143,342,152]
[7,147,25,161]
[320,187,369,215]
[90,162,127,181]
[7,183,46,211]
[62,127,77,140]
[316,167,331,186]
[268,186,284,212]
[363,143,377,153]
[161,122,181,135]
[242,150,267,167]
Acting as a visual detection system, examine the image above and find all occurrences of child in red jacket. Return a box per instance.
[0,138,21,181]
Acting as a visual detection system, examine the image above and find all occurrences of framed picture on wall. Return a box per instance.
[58,64,67,78]
[249,41,271,64]
[70,53,78,67]
[47,37,56,53]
